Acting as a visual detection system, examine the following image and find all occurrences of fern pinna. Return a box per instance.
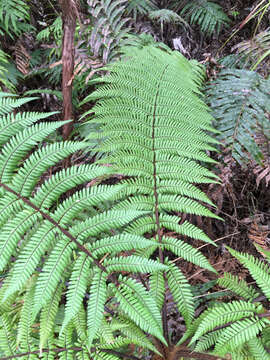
[81,45,220,354]
[190,247,270,359]
[0,92,166,358]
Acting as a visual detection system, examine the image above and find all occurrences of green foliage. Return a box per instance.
[37,16,62,44]
[0,49,12,90]
[165,260,195,329]
[0,0,32,37]
[125,0,157,19]
[191,247,270,359]
[119,33,171,55]
[88,0,132,63]
[181,0,230,36]
[227,247,270,302]
[207,68,270,165]
[81,45,219,344]
[4,41,268,360]
[149,9,188,28]
[231,29,270,70]
[0,92,168,357]
[217,272,259,301]
[0,44,221,357]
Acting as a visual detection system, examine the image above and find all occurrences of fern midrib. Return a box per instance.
[152,64,169,257]
[230,98,248,160]
[152,64,169,344]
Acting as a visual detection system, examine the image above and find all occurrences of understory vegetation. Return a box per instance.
[0,1,270,360]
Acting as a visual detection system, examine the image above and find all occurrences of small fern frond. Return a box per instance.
[149,9,188,28]
[90,232,156,257]
[227,247,270,301]
[193,329,224,352]
[74,304,87,342]
[37,16,62,43]
[126,0,157,19]
[32,240,76,319]
[112,315,159,353]
[217,272,259,301]
[193,244,270,357]
[160,215,215,244]
[149,271,165,311]
[214,317,270,355]
[0,93,40,117]
[16,276,36,348]
[104,255,167,274]
[191,301,264,345]
[0,110,59,147]
[88,0,131,63]
[208,68,270,165]
[0,120,68,183]
[61,254,90,333]
[0,0,31,36]
[181,0,230,36]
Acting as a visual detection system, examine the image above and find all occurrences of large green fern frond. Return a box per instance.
[82,45,219,255]
[81,46,219,337]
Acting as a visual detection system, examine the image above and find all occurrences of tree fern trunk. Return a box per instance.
[59,0,76,140]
